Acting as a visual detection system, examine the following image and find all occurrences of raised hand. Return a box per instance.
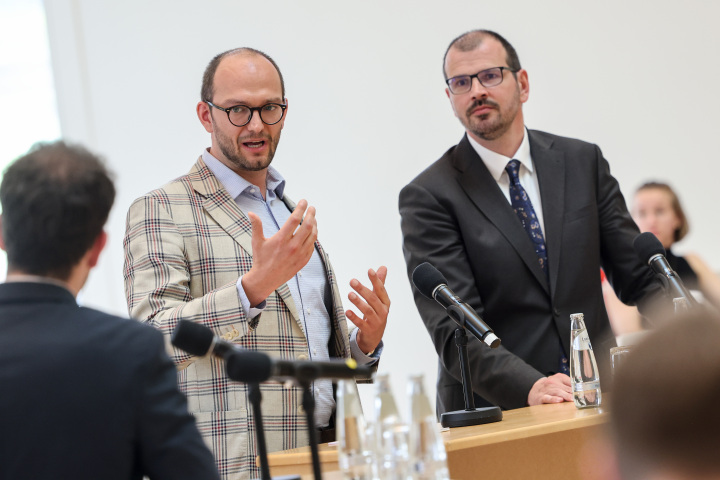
[345,266,390,354]
[241,199,318,306]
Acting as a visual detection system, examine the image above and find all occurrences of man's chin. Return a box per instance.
[468,120,510,142]
[229,154,273,172]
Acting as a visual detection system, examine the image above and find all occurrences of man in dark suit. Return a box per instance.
[399,30,663,412]
[0,141,219,480]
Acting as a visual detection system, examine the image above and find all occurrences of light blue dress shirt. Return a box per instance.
[201,150,379,427]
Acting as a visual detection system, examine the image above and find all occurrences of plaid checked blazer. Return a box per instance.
[123,157,352,480]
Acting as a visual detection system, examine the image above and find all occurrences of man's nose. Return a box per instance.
[470,76,489,98]
[245,111,264,132]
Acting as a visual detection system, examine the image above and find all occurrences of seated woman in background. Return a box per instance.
[603,182,720,337]
[632,182,720,308]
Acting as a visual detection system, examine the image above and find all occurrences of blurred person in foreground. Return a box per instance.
[603,182,720,336]
[0,141,219,480]
[607,311,720,479]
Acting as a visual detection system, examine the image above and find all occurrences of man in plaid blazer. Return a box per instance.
[124,48,390,480]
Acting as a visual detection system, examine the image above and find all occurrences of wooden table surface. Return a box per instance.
[266,400,609,479]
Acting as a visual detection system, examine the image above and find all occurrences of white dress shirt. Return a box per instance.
[467,129,546,235]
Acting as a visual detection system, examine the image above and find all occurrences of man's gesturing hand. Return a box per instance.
[242,199,318,306]
[346,266,390,355]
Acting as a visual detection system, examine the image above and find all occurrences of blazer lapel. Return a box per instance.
[189,158,301,322]
[189,158,254,256]
[529,131,565,298]
[454,135,550,294]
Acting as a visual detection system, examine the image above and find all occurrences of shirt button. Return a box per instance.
[298,272,302,277]
[312,348,317,355]
[249,188,256,194]
[307,308,312,315]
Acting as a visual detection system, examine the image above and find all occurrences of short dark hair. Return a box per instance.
[610,311,720,478]
[0,141,115,280]
[200,47,285,102]
[443,30,522,79]
[635,182,690,242]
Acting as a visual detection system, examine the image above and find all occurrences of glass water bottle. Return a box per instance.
[374,373,409,480]
[407,374,449,480]
[569,313,602,408]
[336,379,373,479]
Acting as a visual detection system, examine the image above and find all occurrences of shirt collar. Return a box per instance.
[467,129,533,181]
[201,149,286,200]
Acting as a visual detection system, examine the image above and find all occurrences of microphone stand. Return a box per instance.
[440,328,503,428]
[248,382,301,480]
[294,364,325,480]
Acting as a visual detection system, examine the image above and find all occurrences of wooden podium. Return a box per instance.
[265,400,608,479]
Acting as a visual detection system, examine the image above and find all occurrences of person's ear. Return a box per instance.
[0,215,5,252]
[197,101,214,133]
[87,231,108,268]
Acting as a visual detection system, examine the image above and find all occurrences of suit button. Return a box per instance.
[553,308,561,317]
[298,405,305,414]
[297,354,309,361]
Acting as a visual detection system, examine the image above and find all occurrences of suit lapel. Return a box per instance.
[454,135,550,294]
[189,158,254,255]
[189,158,301,322]
[529,131,565,297]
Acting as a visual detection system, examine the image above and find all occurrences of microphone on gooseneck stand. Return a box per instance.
[171,319,370,383]
[412,262,500,348]
[411,262,503,428]
[172,320,369,480]
[633,232,698,309]
[171,319,274,381]
[172,320,302,480]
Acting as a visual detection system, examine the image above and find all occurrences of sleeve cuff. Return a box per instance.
[237,275,266,318]
[349,328,383,365]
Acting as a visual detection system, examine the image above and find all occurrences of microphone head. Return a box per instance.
[412,262,448,299]
[225,350,274,383]
[633,232,666,265]
[171,320,215,356]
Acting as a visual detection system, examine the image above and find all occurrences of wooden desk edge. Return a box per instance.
[444,410,608,451]
[265,402,609,468]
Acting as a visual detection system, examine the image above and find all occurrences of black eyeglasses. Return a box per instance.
[445,67,518,95]
[205,100,287,127]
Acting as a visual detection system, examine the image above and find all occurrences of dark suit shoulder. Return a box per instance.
[76,306,165,358]
[405,143,461,188]
[528,129,603,155]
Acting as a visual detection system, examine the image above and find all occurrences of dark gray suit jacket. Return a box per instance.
[399,131,662,412]
[0,281,219,480]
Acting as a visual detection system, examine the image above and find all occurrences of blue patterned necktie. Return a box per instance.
[505,160,569,375]
[505,159,548,275]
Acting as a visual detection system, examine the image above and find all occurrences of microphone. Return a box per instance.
[412,262,500,348]
[171,320,371,383]
[633,232,697,307]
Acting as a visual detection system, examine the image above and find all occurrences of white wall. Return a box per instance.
[43,0,720,414]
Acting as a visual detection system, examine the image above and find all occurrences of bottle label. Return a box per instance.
[573,381,600,392]
[572,331,592,351]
